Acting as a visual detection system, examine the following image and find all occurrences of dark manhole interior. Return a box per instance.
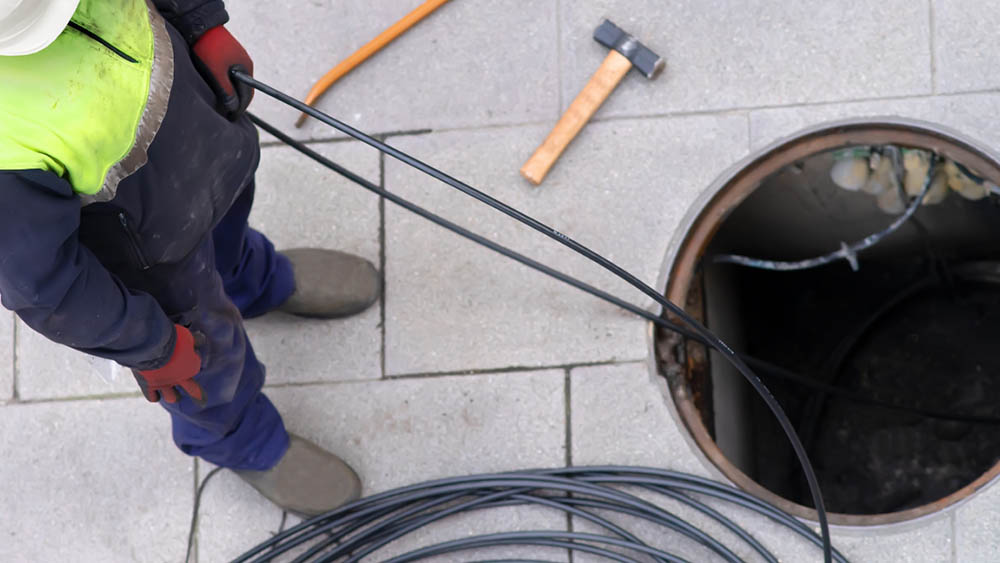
[658,144,1000,516]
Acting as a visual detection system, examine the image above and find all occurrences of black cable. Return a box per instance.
[186,466,223,563]
[797,262,1000,466]
[796,271,939,452]
[265,476,738,562]
[234,72,832,560]
[544,467,839,558]
[562,493,775,563]
[224,99,994,563]
[245,114,698,340]
[384,531,691,563]
[325,490,666,563]
[158,74,993,563]
[395,537,649,563]
[746,355,1000,425]
[785,261,999,500]
[276,511,289,536]
[229,467,848,563]
[320,493,498,561]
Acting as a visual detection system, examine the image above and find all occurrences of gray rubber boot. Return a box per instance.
[234,433,362,518]
[277,248,380,319]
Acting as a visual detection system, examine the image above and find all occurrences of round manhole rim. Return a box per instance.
[647,116,1000,527]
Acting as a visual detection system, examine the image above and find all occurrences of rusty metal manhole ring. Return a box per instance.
[648,117,1000,527]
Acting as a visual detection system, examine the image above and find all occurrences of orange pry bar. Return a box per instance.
[294,0,451,127]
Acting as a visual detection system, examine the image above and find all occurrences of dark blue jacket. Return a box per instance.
[0,0,259,371]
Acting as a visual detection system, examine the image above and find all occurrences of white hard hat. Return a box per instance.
[0,0,81,56]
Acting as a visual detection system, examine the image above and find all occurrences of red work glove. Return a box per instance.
[191,26,254,120]
[134,325,204,404]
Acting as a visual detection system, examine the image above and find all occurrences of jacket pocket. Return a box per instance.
[118,212,151,271]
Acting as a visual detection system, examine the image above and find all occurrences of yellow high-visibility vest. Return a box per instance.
[0,0,173,203]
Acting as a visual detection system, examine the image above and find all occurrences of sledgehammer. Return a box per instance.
[520,20,665,185]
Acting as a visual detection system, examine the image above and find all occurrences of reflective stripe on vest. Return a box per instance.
[0,0,173,203]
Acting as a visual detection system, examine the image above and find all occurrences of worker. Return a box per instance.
[0,0,376,517]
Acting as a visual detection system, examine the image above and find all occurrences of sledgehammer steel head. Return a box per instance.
[593,19,665,79]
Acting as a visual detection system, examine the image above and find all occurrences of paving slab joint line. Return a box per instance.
[555,0,564,115]
[563,364,575,562]
[950,511,958,563]
[255,360,647,391]
[11,314,18,401]
[258,137,354,149]
[190,458,201,563]
[15,390,143,405]
[378,149,388,380]
[382,358,647,381]
[597,87,1000,126]
[264,87,1000,152]
[745,113,752,153]
[564,367,573,469]
[306,89,1000,146]
[387,118,564,138]
[259,128,434,148]
[928,0,938,95]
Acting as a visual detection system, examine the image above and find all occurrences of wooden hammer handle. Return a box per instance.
[520,50,633,185]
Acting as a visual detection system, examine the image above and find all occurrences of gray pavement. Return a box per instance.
[3,0,1000,561]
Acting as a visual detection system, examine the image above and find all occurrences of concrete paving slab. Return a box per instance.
[0,310,12,402]
[248,308,381,386]
[384,116,748,375]
[933,1,1000,94]
[748,92,1000,152]
[249,142,380,253]
[828,516,954,563]
[0,397,192,562]
[570,362,710,477]
[561,1,930,119]
[15,319,136,401]
[195,370,566,561]
[246,142,382,385]
[956,477,1000,562]
[268,372,567,493]
[227,0,559,142]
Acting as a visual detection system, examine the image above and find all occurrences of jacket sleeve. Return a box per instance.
[0,170,176,371]
[151,0,229,45]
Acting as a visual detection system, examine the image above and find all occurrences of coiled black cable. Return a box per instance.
[229,467,848,563]
[233,71,832,560]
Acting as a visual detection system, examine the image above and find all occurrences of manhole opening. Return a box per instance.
[656,120,1000,525]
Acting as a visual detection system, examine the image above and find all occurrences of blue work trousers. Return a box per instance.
[152,180,296,470]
